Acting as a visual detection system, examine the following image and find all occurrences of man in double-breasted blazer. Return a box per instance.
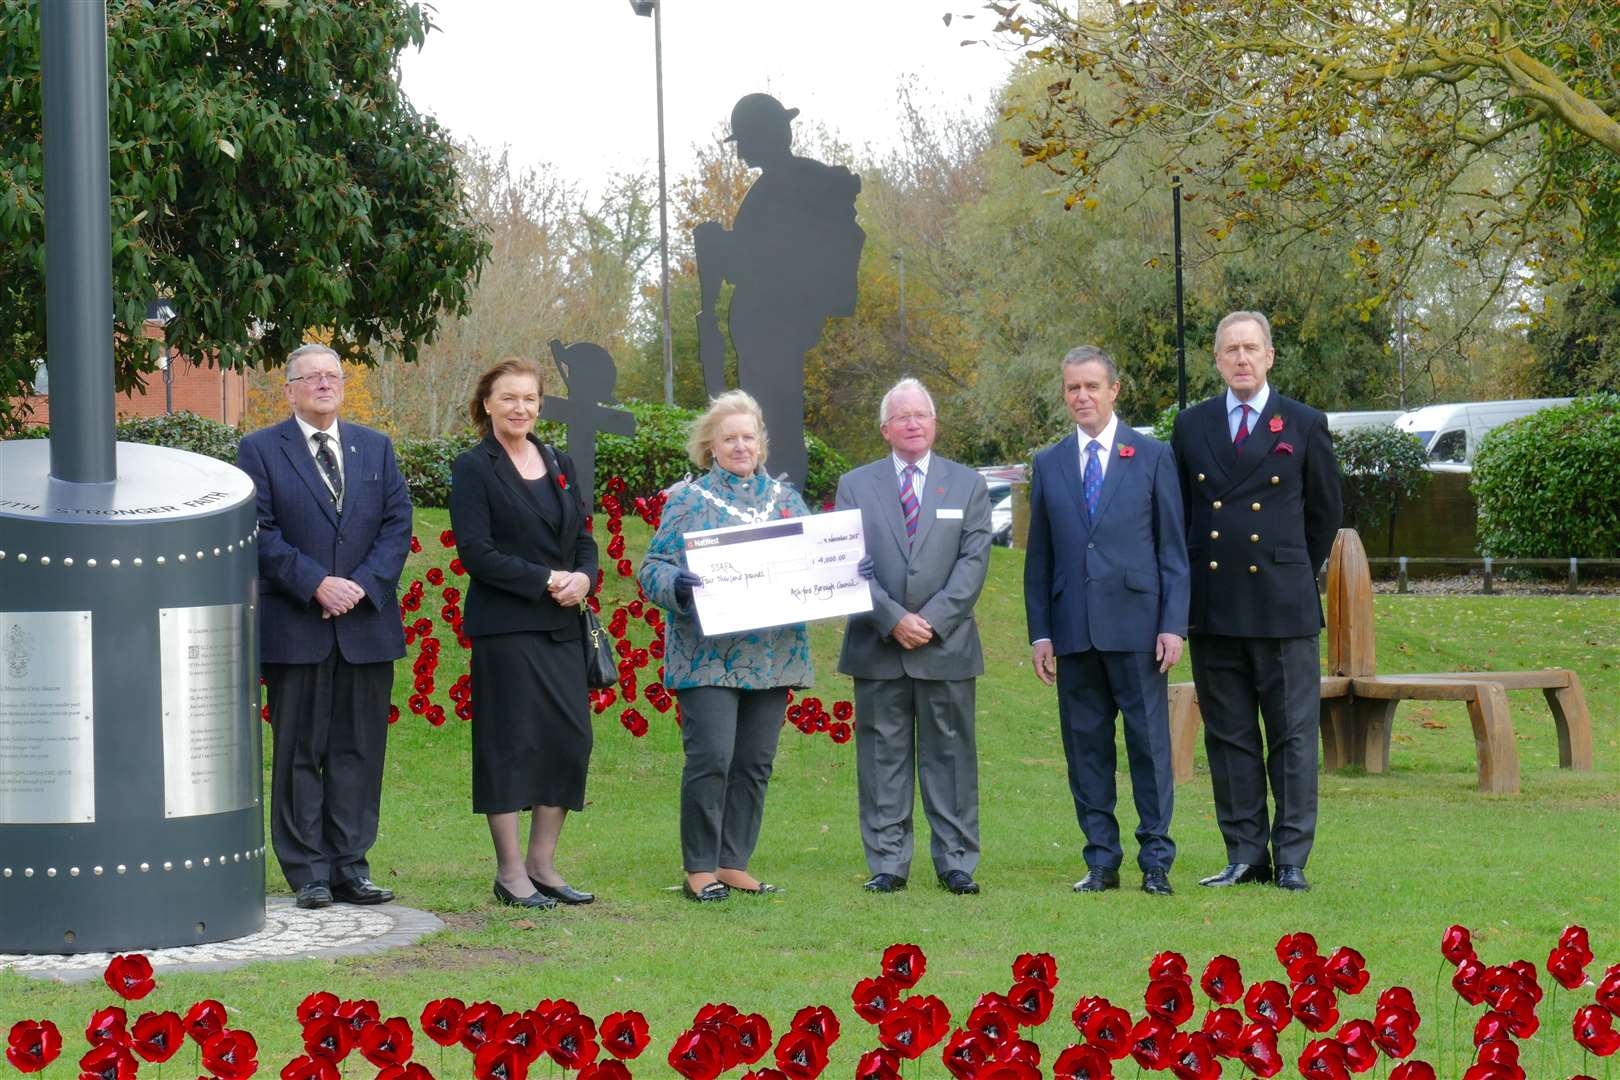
[236,344,412,909]
[836,378,992,895]
[1170,311,1341,893]
[1025,346,1189,897]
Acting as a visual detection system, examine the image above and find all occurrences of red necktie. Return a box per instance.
[1233,404,1252,450]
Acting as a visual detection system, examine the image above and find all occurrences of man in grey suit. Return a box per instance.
[835,378,993,895]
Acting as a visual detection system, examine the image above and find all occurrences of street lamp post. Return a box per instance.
[630,0,675,406]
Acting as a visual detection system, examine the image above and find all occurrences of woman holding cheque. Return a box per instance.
[639,391,815,902]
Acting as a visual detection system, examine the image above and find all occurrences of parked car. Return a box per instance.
[1394,398,1573,470]
[990,489,1014,547]
[1326,409,1405,434]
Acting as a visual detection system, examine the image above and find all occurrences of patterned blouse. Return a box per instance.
[638,464,814,691]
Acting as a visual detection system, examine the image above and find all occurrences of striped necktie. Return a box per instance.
[899,464,921,545]
[1233,404,1252,450]
[313,431,343,510]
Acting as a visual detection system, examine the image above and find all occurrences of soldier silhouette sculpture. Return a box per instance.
[694,93,865,490]
[543,339,637,507]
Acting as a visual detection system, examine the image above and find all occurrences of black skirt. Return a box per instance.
[469,628,592,814]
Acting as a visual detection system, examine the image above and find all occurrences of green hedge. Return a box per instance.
[13,411,242,457]
[1471,393,1620,558]
[1332,424,1431,556]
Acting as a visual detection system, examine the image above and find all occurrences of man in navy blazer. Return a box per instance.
[236,344,412,909]
[1024,346,1189,896]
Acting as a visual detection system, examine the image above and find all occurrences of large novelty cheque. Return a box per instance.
[682,509,872,635]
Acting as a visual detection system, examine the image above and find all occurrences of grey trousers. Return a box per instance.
[1190,633,1321,867]
[677,685,788,872]
[853,675,980,878]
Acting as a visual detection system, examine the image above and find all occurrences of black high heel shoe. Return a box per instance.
[530,878,595,905]
[494,880,558,909]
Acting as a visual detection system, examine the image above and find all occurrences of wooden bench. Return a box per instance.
[1169,529,1593,794]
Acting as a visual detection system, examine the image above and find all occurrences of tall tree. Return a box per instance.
[0,0,488,430]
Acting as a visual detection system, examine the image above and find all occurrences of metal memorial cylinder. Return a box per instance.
[0,440,265,953]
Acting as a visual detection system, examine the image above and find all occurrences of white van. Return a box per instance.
[1326,410,1405,434]
[1395,398,1573,469]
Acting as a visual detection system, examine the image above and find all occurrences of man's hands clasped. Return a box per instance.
[316,576,367,619]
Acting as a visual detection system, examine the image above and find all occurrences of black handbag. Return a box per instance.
[582,605,617,690]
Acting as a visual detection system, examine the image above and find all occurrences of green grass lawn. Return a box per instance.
[4,508,1616,1076]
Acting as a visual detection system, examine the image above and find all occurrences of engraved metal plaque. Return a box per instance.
[160,604,256,818]
[0,611,95,823]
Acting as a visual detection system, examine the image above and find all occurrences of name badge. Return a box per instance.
[937,508,963,520]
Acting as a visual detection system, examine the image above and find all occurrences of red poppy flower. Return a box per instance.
[103,953,155,1001]
[280,1055,341,1080]
[1388,1063,1437,1080]
[853,976,903,1023]
[942,1029,995,1079]
[912,996,952,1047]
[1440,925,1473,964]
[881,943,927,989]
[86,1007,129,1048]
[731,1013,772,1066]
[1377,986,1419,1020]
[1506,960,1543,1003]
[789,1006,840,1047]
[450,558,466,575]
[1052,1042,1111,1080]
[1277,932,1319,968]
[78,1042,137,1080]
[358,1016,414,1069]
[1561,925,1594,966]
[185,999,228,1046]
[1548,946,1590,990]
[426,566,445,586]
[877,1005,930,1060]
[1288,954,1330,989]
[774,1029,830,1080]
[578,1062,630,1080]
[1236,1022,1283,1077]
[1268,415,1284,433]
[1298,1037,1350,1080]
[1117,444,1136,458]
[131,1010,185,1064]
[1005,951,1056,989]
[1573,1005,1620,1056]
[1145,977,1195,1026]
[855,1047,902,1080]
[615,558,633,577]
[996,1037,1041,1067]
[1471,1011,1514,1046]
[1083,1005,1134,1060]
[1008,978,1056,1026]
[1452,957,1487,1005]
[1244,980,1292,1030]
[829,721,853,744]
[1496,989,1538,1038]
[5,1020,61,1074]
[1070,996,1107,1034]
[1333,1019,1377,1073]
[967,1003,1020,1050]
[302,1017,352,1062]
[668,1028,725,1080]
[1128,1016,1174,1071]
[1596,964,1620,1013]
[1199,1007,1243,1057]
[741,1069,789,1080]
[1459,1064,1515,1080]
[1167,1031,1219,1080]
[1474,1040,1520,1068]
[600,1011,650,1061]
[475,1040,530,1080]
[1149,951,1190,983]
[203,1029,259,1080]
[1200,954,1243,1005]
[409,535,423,553]
[459,1002,505,1053]
[831,699,855,723]
[1373,1007,1418,1059]
[1320,947,1368,995]
[546,1013,599,1070]
[1292,984,1340,1033]
[439,529,456,547]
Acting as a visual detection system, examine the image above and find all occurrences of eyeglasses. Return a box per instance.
[288,372,343,387]
[886,412,935,426]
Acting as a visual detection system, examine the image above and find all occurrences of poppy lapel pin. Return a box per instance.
[1117,444,1136,458]
[1269,414,1285,433]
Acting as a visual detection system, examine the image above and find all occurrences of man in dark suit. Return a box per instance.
[236,344,412,909]
[835,378,992,896]
[1170,311,1342,892]
[1025,347,1189,897]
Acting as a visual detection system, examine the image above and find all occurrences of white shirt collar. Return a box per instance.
[1225,382,1271,419]
[294,413,340,446]
[1076,412,1120,453]
[892,451,931,478]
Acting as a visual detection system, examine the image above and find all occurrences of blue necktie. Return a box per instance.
[1083,440,1102,515]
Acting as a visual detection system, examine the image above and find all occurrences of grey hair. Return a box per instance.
[1061,345,1119,385]
[878,377,936,426]
[1215,310,1273,352]
[285,343,340,381]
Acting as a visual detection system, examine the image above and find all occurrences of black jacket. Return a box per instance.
[448,435,599,639]
[1170,391,1342,638]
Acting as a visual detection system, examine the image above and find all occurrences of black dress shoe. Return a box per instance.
[938,870,980,895]
[1073,867,1121,893]
[295,881,332,909]
[1275,865,1311,892]
[1198,863,1273,887]
[681,880,729,902]
[531,880,595,905]
[332,876,394,905]
[1141,868,1174,896]
[863,873,908,893]
[494,880,558,908]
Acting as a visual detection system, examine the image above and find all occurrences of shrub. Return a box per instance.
[1332,424,1431,556]
[114,411,242,462]
[1471,393,1620,558]
[396,428,482,509]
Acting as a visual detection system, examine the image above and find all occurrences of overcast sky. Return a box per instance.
[398,1,1019,194]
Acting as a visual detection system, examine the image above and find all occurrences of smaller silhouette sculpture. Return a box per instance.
[543,339,636,506]
[694,92,865,490]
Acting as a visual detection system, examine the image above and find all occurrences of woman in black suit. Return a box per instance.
[449,357,600,909]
